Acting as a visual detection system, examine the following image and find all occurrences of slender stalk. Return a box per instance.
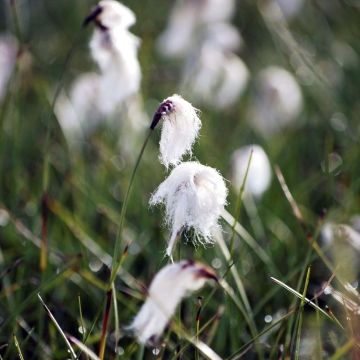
[295,267,311,360]
[112,282,120,359]
[136,344,145,360]
[229,149,253,256]
[109,129,153,285]
[37,294,77,360]
[195,297,202,360]
[13,334,24,360]
[98,290,113,360]
[77,294,90,360]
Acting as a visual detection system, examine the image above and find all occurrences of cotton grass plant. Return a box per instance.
[1,0,360,359]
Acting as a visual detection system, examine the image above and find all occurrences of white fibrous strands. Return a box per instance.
[151,94,201,169]
[150,162,228,256]
[128,260,218,345]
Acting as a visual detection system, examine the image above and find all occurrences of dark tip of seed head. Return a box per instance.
[150,99,175,130]
[181,259,195,269]
[83,5,103,27]
[196,267,219,282]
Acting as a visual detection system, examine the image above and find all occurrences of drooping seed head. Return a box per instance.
[150,94,201,168]
[128,260,218,345]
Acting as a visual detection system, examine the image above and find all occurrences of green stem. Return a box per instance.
[229,149,253,256]
[109,129,153,285]
[295,267,311,360]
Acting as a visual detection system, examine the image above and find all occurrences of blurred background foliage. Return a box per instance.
[0,0,360,359]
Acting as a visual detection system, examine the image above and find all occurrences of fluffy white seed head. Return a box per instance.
[89,1,136,30]
[150,162,228,256]
[152,94,201,168]
[230,145,272,198]
[203,22,242,52]
[157,0,235,58]
[181,24,248,110]
[129,260,217,345]
[250,66,303,136]
[87,1,141,109]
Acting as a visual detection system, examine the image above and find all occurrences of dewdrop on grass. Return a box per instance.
[128,260,218,345]
[150,95,201,168]
[150,162,228,256]
[230,145,272,198]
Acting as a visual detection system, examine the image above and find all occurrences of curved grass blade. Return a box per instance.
[270,277,341,326]
[37,293,77,359]
[68,335,100,360]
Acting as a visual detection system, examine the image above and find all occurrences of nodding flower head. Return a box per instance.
[150,161,228,256]
[84,0,136,31]
[150,99,175,130]
[150,94,201,169]
[128,260,218,345]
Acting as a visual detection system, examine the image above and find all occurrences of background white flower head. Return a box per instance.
[231,145,272,198]
[153,94,201,169]
[128,260,218,345]
[55,0,143,148]
[250,66,303,136]
[157,0,235,58]
[150,161,228,256]
[89,1,141,112]
[181,23,249,110]
[85,0,136,30]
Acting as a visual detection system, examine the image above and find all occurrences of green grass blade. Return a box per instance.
[329,339,354,360]
[37,293,77,359]
[68,335,101,360]
[13,334,25,360]
[270,277,339,324]
[295,266,311,360]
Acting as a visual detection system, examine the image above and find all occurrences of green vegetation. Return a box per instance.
[0,0,360,359]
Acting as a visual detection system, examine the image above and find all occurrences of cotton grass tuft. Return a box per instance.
[128,260,218,345]
[150,162,228,256]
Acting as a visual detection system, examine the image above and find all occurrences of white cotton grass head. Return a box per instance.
[128,260,218,345]
[157,0,235,58]
[150,94,201,169]
[84,1,136,30]
[181,23,249,110]
[230,145,272,198]
[250,66,303,136]
[150,162,228,256]
[83,1,141,114]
